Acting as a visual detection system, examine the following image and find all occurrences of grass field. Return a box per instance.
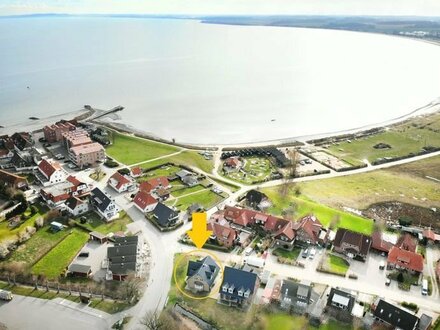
[32,229,89,279]
[326,254,350,276]
[3,226,69,268]
[138,165,181,181]
[263,313,308,330]
[327,113,440,164]
[137,151,214,173]
[75,211,132,234]
[171,184,205,197]
[106,132,179,165]
[262,186,374,235]
[272,247,301,260]
[0,203,49,243]
[298,161,440,210]
[223,157,277,185]
[167,190,225,211]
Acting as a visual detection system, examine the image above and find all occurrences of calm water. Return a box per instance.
[1,17,440,144]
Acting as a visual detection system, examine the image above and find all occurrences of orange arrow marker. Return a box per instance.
[187,212,212,249]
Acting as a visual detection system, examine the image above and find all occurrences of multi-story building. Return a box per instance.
[43,121,76,143]
[69,142,105,168]
[62,128,92,149]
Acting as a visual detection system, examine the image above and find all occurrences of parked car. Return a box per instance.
[379,261,385,270]
[309,248,316,259]
[302,248,309,258]
[305,159,312,164]
[385,278,391,286]
[422,279,428,295]
[244,247,253,256]
[78,252,89,258]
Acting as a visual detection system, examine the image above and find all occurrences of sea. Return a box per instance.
[1,17,440,144]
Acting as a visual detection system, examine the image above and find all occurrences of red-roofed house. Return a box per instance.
[147,176,170,190]
[273,221,296,250]
[38,159,67,186]
[138,176,170,201]
[224,157,242,170]
[130,167,143,178]
[292,215,323,245]
[395,234,417,252]
[133,191,158,213]
[387,247,424,273]
[224,206,256,227]
[423,229,440,245]
[371,231,394,254]
[208,216,237,248]
[108,172,134,193]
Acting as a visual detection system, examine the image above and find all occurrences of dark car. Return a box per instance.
[78,252,89,258]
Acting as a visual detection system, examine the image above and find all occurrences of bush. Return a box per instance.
[401,302,418,312]
[118,168,130,175]
[399,216,413,226]
[104,160,119,168]
[397,272,404,283]
[5,200,28,220]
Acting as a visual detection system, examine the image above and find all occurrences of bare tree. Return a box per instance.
[119,272,143,303]
[141,311,164,330]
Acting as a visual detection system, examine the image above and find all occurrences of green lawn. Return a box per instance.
[327,113,440,164]
[3,226,70,268]
[138,151,214,173]
[138,165,181,181]
[272,247,301,260]
[89,299,131,314]
[264,313,309,330]
[298,165,440,210]
[106,132,179,165]
[0,203,49,243]
[223,157,277,185]
[171,184,205,197]
[167,190,224,211]
[32,229,89,279]
[327,254,350,275]
[263,186,374,235]
[75,211,132,235]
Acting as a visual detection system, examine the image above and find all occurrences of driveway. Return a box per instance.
[0,295,111,330]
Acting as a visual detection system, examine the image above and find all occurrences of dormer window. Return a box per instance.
[228,287,234,294]
[244,289,250,298]
[238,290,243,297]
[222,284,228,292]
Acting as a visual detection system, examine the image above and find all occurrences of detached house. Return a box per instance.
[90,187,120,221]
[38,159,67,186]
[186,256,220,294]
[153,202,179,228]
[373,299,419,330]
[108,172,134,193]
[65,196,89,216]
[208,214,238,248]
[130,167,143,178]
[219,266,259,308]
[0,169,28,189]
[279,280,314,314]
[40,175,88,207]
[133,191,158,213]
[326,288,356,322]
[292,215,323,245]
[333,228,372,261]
[387,247,424,274]
[107,236,140,281]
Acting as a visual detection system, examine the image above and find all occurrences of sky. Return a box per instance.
[1,0,440,17]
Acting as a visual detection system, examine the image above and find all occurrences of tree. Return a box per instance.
[397,272,404,283]
[119,272,143,303]
[286,149,300,179]
[141,310,178,330]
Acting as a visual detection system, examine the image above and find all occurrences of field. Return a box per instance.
[167,190,225,211]
[262,186,374,235]
[106,132,179,165]
[223,157,277,185]
[32,229,89,279]
[324,254,350,276]
[327,112,440,164]
[263,313,308,330]
[2,226,70,268]
[138,151,214,173]
[171,184,206,197]
[272,247,301,261]
[138,164,181,181]
[298,158,440,210]
[0,203,49,243]
[75,211,132,234]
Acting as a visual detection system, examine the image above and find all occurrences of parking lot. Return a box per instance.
[69,241,110,281]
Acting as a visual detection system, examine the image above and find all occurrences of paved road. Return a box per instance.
[0,295,111,330]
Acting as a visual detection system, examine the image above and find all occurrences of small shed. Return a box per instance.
[89,231,108,244]
[67,264,92,278]
[50,221,64,232]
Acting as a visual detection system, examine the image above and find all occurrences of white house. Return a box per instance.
[90,187,120,221]
[38,158,67,186]
[108,172,134,193]
[133,191,158,213]
[65,196,90,216]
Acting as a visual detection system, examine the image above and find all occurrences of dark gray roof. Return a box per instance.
[418,314,433,330]
[221,266,258,299]
[114,236,138,246]
[65,196,84,210]
[90,187,112,213]
[109,261,137,275]
[176,169,192,178]
[281,280,312,301]
[153,203,179,227]
[107,245,137,259]
[246,190,267,205]
[68,263,91,274]
[373,299,419,330]
[182,175,198,185]
[187,256,219,287]
[326,288,355,311]
[109,255,137,264]
[187,203,204,213]
[90,231,107,240]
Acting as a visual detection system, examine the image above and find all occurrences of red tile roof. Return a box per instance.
[131,167,142,177]
[423,229,436,241]
[66,175,83,187]
[139,181,154,193]
[387,247,424,273]
[38,159,61,178]
[109,172,131,190]
[147,176,169,189]
[371,231,394,253]
[225,157,241,167]
[292,215,323,244]
[224,206,255,227]
[133,191,157,210]
[273,221,295,241]
[208,220,237,247]
[396,234,417,252]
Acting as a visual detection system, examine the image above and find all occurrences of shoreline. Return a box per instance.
[91,99,440,148]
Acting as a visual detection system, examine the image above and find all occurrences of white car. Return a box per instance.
[309,248,316,259]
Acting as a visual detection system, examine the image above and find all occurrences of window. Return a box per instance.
[238,290,243,297]
[222,285,228,292]
[228,287,234,294]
